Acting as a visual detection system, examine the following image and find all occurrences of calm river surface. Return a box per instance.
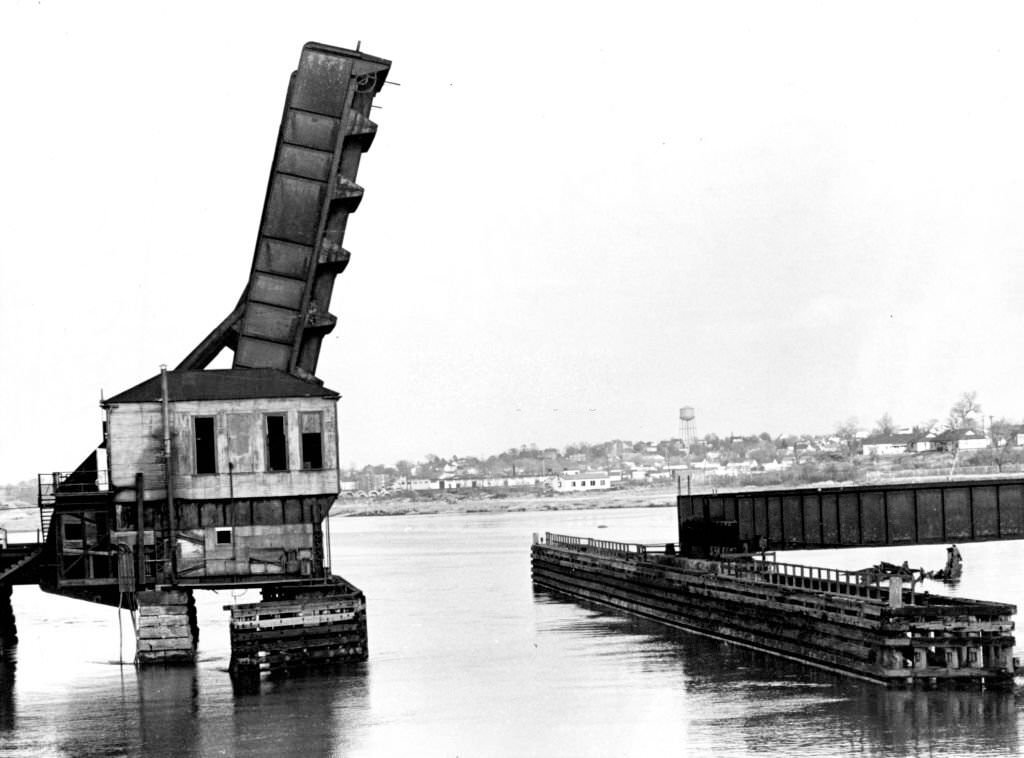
[2,505,1024,757]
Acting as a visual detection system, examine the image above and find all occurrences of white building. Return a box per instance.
[553,471,611,491]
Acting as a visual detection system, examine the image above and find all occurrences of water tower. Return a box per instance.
[679,406,697,447]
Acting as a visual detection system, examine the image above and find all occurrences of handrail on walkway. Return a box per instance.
[542,532,647,556]
[536,531,887,600]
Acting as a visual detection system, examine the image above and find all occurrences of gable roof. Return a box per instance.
[103,369,339,405]
[862,433,916,446]
[931,428,986,443]
[560,471,610,480]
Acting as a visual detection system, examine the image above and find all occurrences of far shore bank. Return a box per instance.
[0,485,682,537]
[5,468,1022,535]
[329,484,681,518]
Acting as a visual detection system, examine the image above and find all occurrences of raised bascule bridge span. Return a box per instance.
[0,42,392,676]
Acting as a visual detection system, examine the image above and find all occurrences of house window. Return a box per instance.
[215,527,232,545]
[194,416,217,474]
[63,519,83,542]
[300,412,323,470]
[266,414,288,471]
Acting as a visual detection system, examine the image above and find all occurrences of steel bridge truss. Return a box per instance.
[678,477,1024,551]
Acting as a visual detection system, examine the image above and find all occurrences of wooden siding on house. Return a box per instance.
[106,403,168,492]
[107,397,339,503]
[177,523,316,577]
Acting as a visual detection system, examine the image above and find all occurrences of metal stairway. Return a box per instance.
[0,545,45,584]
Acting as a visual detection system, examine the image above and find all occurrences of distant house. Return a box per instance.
[434,474,554,490]
[722,460,758,476]
[912,435,938,453]
[931,428,989,453]
[407,478,441,491]
[994,426,1024,447]
[553,472,611,491]
[861,433,916,457]
[627,466,650,482]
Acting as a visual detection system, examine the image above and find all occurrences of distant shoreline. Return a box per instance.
[329,484,681,518]
[6,468,1019,535]
[0,485,682,537]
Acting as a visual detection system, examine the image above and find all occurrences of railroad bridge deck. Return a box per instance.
[678,476,1024,552]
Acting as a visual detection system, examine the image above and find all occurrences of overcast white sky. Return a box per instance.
[2,1,1024,482]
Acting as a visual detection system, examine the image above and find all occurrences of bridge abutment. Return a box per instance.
[136,589,198,665]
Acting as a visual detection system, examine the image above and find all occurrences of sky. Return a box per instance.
[3,1,1024,482]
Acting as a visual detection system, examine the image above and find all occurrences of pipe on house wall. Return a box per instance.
[160,365,178,583]
[327,406,340,578]
[135,472,145,587]
[228,461,237,565]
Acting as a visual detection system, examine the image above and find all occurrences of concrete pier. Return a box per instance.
[136,589,198,665]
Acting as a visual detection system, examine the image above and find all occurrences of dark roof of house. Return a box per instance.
[103,369,339,405]
[931,428,985,442]
[862,433,916,445]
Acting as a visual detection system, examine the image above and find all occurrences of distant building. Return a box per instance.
[994,426,1024,448]
[437,475,554,490]
[930,428,989,453]
[553,472,611,491]
[407,478,441,491]
[912,436,938,453]
[861,433,916,457]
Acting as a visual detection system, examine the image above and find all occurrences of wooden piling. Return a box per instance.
[226,577,367,676]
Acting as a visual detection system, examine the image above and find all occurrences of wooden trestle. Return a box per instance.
[225,577,367,677]
[531,533,1017,688]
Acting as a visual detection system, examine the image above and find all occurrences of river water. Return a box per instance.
[1,505,1023,757]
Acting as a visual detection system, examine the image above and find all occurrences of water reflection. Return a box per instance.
[135,667,202,755]
[0,657,371,756]
[1,509,1020,756]
[534,589,1019,757]
[0,653,15,733]
[226,665,370,758]
[851,688,1017,757]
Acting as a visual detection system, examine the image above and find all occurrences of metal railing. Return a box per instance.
[544,532,647,557]
[716,558,886,600]
[37,470,111,505]
[539,531,886,601]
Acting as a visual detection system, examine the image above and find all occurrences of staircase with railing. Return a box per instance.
[37,470,112,542]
